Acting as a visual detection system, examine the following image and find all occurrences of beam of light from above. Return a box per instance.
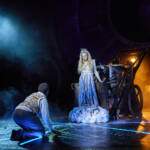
[19,136,42,146]
[0,16,18,47]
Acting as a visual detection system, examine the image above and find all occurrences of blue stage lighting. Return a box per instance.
[19,136,42,146]
[97,126,150,135]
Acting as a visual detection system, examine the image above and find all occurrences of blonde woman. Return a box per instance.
[78,48,104,107]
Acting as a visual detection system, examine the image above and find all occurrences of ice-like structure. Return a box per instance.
[69,105,109,123]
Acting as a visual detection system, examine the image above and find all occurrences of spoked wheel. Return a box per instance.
[128,84,143,118]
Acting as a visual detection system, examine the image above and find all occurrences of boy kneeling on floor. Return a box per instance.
[11,82,52,141]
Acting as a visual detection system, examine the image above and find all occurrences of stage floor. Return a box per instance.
[1,112,150,150]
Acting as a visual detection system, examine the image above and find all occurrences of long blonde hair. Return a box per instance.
[77,49,93,74]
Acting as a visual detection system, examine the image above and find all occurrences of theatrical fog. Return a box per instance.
[0,0,150,150]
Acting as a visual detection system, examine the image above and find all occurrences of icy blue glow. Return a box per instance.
[19,136,42,146]
[0,15,47,73]
[0,16,18,46]
[69,106,109,123]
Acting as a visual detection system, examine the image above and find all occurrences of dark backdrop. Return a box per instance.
[0,0,150,118]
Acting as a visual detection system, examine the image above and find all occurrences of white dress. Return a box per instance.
[78,61,99,106]
[69,60,109,123]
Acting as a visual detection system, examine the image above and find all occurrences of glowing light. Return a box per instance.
[97,126,150,135]
[145,85,150,93]
[0,16,18,45]
[53,122,150,137]
[19,136,42,146]
[130,57,136,63]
